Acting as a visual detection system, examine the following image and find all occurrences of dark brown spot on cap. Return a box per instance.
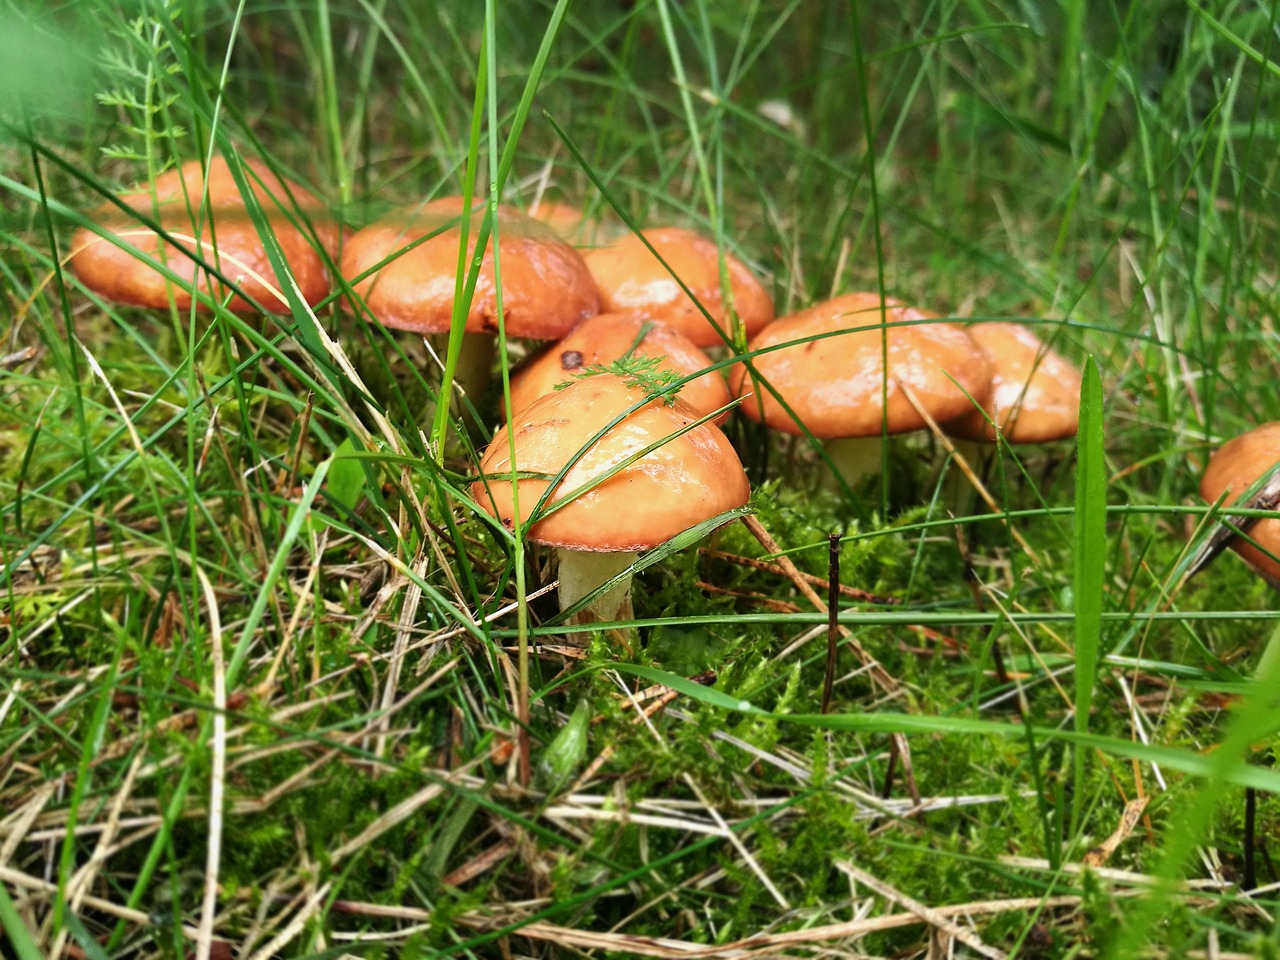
[560,350,584,371]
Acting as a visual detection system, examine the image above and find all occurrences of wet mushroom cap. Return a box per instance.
[946,323,1081,443]
[584,227,774,347]
[505,312,732,424]
[729,292,992,438]
[527,200,586,240]
[473,372,750,552]
[340,196,598,337]
[1200,421,1280,585]
[71,157,338,314]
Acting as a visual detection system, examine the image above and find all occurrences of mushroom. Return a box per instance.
[946,323,1081,443]
[527,199,588,242]
[583,227,774,347]
[1196,421,1280,891]
[941,322,1082,508]
[728,292,992,484]
[472,371,750,625]
[340,196,599,403]
[1199,422,1280,588]
[504,312,732,424]
[71,157,339,314]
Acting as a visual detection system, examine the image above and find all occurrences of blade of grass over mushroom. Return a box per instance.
[845,0,894,515]
[556,505,754,623]
[1072,356,1106,831]
[429,0,574,456]
[543,112,747,354]
[522,393,747,529]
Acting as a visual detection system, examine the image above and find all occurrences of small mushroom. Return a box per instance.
[504,312,732,424]
[341,196,599,402]
[527,199,590,243]
[1199,422,1280,588]
[584,227,774,347]
[941,322,1082,509]
[472,372,750,625]
[71,157,338,314]
[729,292,992,484]
[946,323,1081,443]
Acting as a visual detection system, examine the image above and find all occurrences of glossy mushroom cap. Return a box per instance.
[71,157,338,314]
[340,196,598,337]
[527,200,586,240]
[946,323,1081,442]
[584,227,774,347]
[473,372,750,552]
[729,292,992,438]
[1200,422,1280,585]
[505,312,732,424]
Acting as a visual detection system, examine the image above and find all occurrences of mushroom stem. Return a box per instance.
[556,548,637,626]
[433,332,496,413]
[824,436,887,486]
[943,438,994,517]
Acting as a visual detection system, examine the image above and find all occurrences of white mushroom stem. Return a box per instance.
[943,437,996,517]
[432,332,496,411]
[824,436,887,486]
[556,549,637,625]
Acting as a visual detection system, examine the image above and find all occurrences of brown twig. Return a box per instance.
[821,533,839,714]
[896,378,1041,565]
[740,515,920,805]
[740,515,897,694]
[700,546,900,604]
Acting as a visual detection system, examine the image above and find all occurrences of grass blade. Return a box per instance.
[1072,356,1106,832]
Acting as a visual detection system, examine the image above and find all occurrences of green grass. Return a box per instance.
[4,0,1280,956]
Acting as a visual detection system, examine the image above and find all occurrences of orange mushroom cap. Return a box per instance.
[340,196,598,338]
[505,312,732,424]
[1200,422,1280,586]
[946,323,1081,443]
[729,292,992,439]
[473,372,750,552]
[70,157,339,314]
[527,200,586,240]
[584,227,774,347]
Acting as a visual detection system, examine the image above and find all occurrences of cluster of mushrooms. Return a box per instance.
[68,156,1280,627]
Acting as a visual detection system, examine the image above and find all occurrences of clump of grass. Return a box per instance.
[4,1,1280,957]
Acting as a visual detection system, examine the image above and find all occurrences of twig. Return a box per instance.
[740,515,897,693]
[330,783,445,864]
[699,547,900,604]
[1083,796,1149,868]
[373,551,428,765]
[822,533,840,714]
[0,864,202,940]
[740,515,919,804]
[245,881,333,960]
[837,860,1006,960]
[896,378,1041,565]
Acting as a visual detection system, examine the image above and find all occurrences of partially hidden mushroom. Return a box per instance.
[472,371,750,626]
[942,322,1082,508]
[340,196,599,404]
[71,156,339,314]
[729,292,992,484]
[584,227,774,347]
[946,323,1081,444]
[1195,421,1280,892]
[504,312,732,424]
[1199,422,1280,588]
